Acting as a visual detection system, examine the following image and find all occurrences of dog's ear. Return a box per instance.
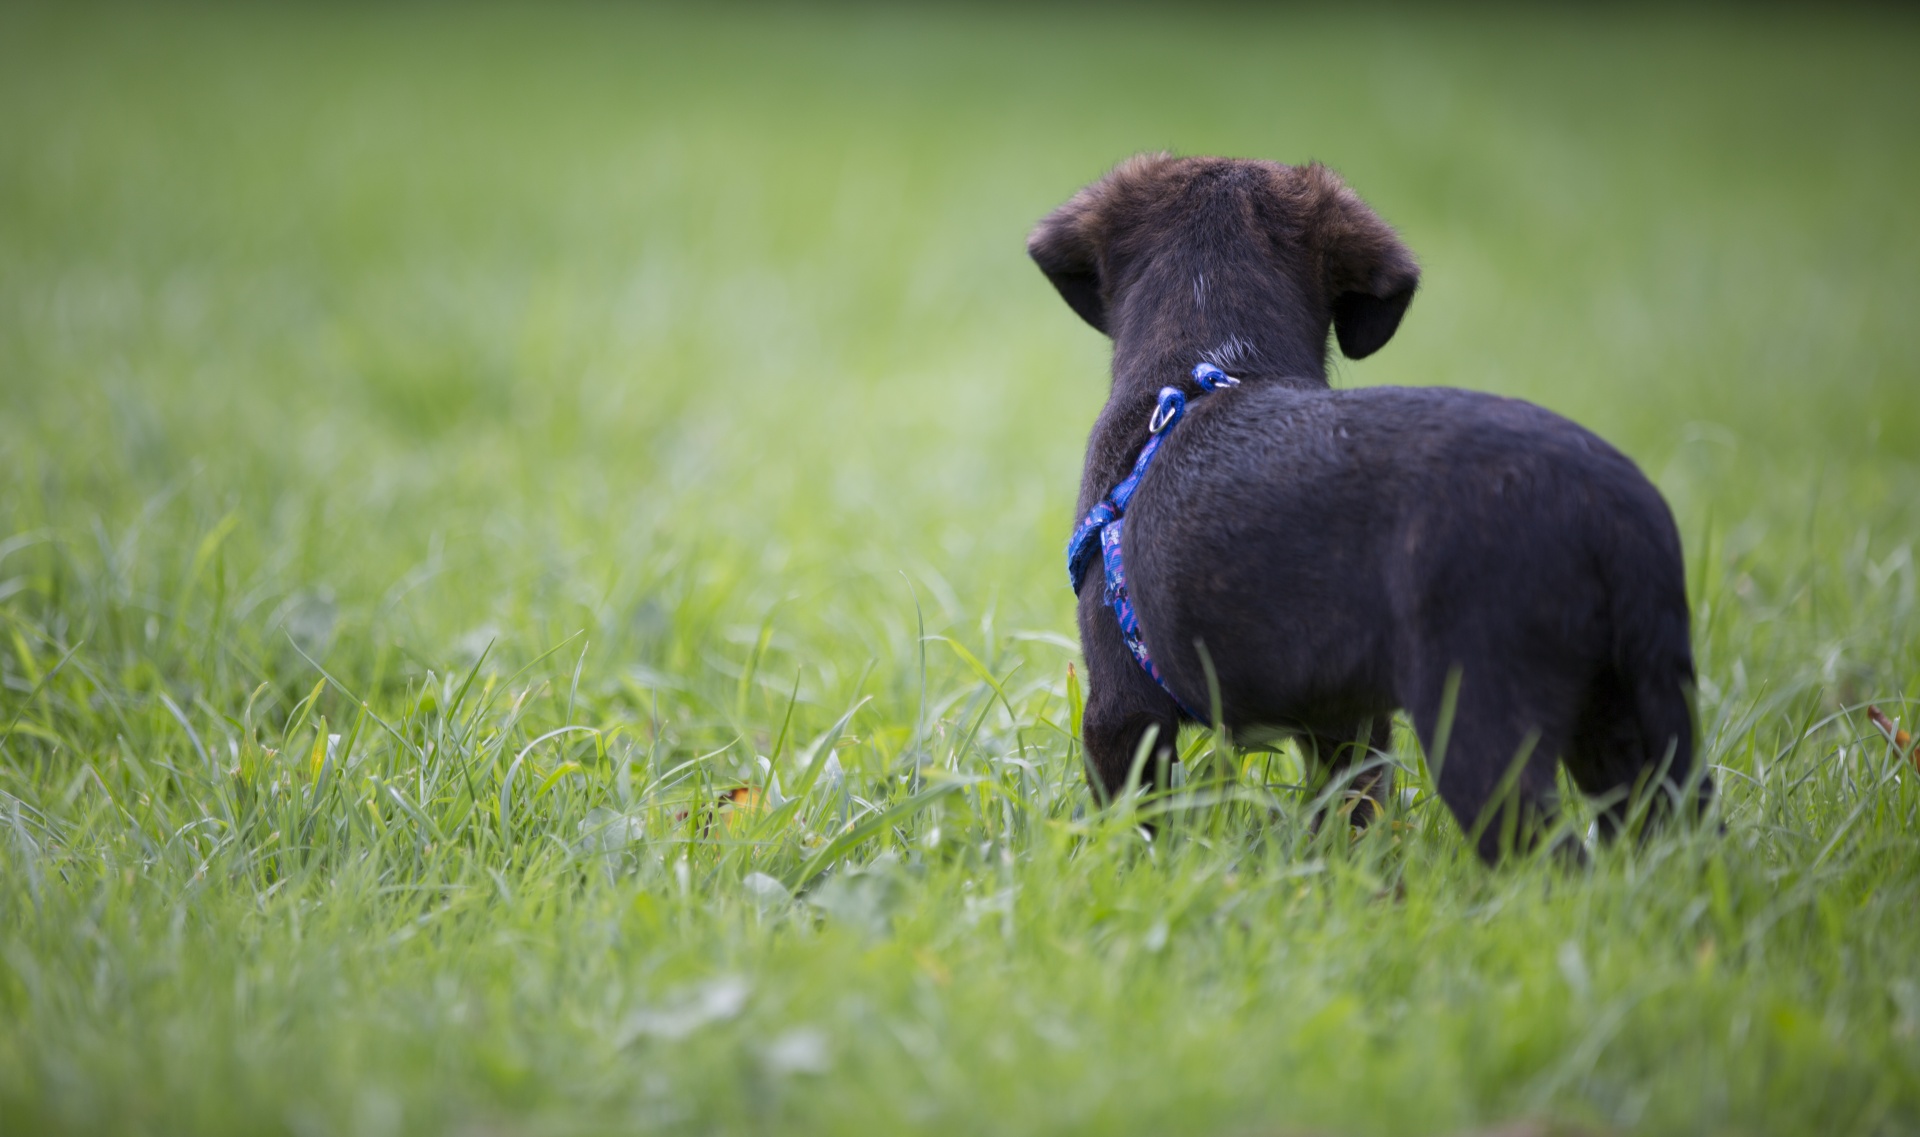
[1027,154,1177,336]
[1027,200,1108,334]
[1306,165,1420,360]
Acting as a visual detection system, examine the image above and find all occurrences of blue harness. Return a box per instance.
[1067,362,1240,720]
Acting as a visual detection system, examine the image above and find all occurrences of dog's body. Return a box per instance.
[1031,155,1709,861]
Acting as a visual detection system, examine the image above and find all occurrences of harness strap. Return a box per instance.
[1066,362,1239,719]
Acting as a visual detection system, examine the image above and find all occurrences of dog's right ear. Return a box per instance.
[1027,199,1109,335]
[1030,154,1181,336]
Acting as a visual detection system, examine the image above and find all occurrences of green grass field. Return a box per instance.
[3,5,1919,1134]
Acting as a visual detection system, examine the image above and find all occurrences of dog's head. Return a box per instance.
[1027,154,1419,362]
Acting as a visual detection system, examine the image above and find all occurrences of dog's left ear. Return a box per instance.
[1027,198,1109,335]
[1307,166,1421,360]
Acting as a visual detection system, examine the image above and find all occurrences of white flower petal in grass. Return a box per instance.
[761,1027,831,1077]
[743,872,791,908]
[1558,941,1591,1002]
[574,807,644,858]
[617,977,751,1045]
[622,664,684,692]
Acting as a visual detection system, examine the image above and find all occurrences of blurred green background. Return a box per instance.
[8,4,1917,650]
[2,5,1918,1135]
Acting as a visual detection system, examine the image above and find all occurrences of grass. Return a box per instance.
[2,4,1919,1134]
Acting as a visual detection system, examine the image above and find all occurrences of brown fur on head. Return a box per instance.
[1027,154,1419,368]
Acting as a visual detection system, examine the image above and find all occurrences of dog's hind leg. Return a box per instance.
[1303,717,1396,830]
[1572,504,1710,839]
[1565,664,1708,843]
[1407,665,1577,864]
[1564,667,1647,841]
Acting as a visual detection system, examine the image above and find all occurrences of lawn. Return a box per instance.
[2,5,1918,1135]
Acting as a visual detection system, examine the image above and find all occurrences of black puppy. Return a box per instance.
[1030,154,1710,862]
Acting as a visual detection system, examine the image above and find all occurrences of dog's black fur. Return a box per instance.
[1030,154,1710,862]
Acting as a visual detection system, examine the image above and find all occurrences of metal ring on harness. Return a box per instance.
[1192,362,1240,391]
[1147,387,1185,434]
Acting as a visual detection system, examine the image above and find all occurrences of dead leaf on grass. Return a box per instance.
[673,785,770,837]
[1866,704,1917,771]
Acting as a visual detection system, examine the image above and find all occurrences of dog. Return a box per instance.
[1029,154,1710,862]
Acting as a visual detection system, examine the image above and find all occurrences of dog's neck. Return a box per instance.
[1077,287,1333,511]
[1109,240,1334,391]
[1111,335,1326,395]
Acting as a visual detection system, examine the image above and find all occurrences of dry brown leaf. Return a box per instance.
[1866,704,1917,770]
[673,785,770,836]
[707,785,766,836]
